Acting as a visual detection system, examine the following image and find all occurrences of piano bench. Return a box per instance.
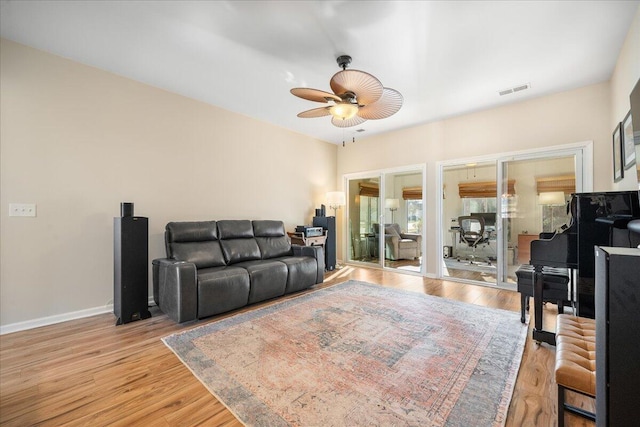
[516,264,571,323]
[555,314,596,427]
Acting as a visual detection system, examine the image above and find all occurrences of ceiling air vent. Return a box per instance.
[498,83,531,96]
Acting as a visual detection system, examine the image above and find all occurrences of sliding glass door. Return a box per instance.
[345,165,425,273]
[498,153,580,284]
[383,170,423,272]
[439,142,589,287]
[346,175,381,268]
[441,162,498,284]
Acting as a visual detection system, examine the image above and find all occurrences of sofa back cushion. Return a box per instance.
[218,220,261,264]
[253,220,291,259]
[385,223,402,237]
[165,221,226,268]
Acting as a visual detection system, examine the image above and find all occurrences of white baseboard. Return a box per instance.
[0,296,156,335]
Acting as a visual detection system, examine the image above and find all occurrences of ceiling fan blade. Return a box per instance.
[297,107,331,118]
[331,114,367,128]
[357,88,403,120]
[290,88,341,103]
[330,70,383,105]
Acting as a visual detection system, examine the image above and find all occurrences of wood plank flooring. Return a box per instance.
[0,266,595,426]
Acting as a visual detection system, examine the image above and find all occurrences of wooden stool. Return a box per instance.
[555,314,596,427]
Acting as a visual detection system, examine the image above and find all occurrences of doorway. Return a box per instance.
[438,142,590,287]
[441,161,498,285]
[345,165,425,274]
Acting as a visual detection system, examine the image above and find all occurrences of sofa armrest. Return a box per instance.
[152,258,197,323]
[400,232,421,242]
[400,232,419,240]
[292,244,325,283]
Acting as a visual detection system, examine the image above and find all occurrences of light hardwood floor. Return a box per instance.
[0,266,595,426]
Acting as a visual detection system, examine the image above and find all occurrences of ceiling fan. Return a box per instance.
[290,55,403,128]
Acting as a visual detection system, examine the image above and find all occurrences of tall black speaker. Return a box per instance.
[313,215,336,270]
[595,246,640,426]
[114,216,151,325]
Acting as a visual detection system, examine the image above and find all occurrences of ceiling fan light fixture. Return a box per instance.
[291,55,402,130]
[330,102,359,120]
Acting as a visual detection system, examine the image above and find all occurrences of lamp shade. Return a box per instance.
[329,103,359,120]
[538,191,565,205]
[326,191,346,208]
[385,198,400,210]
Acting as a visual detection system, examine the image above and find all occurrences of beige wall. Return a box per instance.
[0,39,337,328]
[611,4,640,189]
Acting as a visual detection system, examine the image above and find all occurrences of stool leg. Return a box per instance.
[520,295,527,323]
[558,384,565,427]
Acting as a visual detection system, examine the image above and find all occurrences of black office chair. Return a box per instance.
[458,216,489,265]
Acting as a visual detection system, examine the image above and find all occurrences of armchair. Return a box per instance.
[372,223,421,260]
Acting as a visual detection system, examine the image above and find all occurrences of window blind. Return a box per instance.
[402,186,422,200]
[536,175,575,195]
[359,182,379,197]
[458,180,515,198]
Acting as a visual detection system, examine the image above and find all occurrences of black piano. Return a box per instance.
[529,191,640,345]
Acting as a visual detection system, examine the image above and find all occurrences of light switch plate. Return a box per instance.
[9,203,37,217]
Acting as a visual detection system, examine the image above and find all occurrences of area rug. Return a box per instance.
[163,280,527,427]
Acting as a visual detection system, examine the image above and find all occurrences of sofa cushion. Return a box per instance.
[276,256,318,293]
[253,220,291,259]
[385,225,401,237]
[236,260,288,303]
[220,239,262,264]
[217,220,254,239]
[197,266,250,318]
[252,220,285,237]
[171,241,226,268]
[166,221,225,268]
[218,220,261,264]
[166,221,217,242]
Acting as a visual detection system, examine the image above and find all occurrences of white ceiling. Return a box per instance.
[1,1,638,144]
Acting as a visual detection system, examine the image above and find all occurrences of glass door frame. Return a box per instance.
[343,163,427,275]
[343,171,382,268]
[436,140,593,288]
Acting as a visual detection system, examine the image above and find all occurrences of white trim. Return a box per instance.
[0,297,156,335]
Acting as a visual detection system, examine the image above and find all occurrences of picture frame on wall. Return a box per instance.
[613,122,623,182]
[622,110,635,170]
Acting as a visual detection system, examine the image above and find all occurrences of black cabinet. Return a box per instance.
[313,216,336,270]
[114,216,151,325]
[595,246,640,426]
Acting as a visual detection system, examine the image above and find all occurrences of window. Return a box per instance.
[359,196,379,235]
[462,198,497,215]
[542,203,570,232]
[406,200,423,233]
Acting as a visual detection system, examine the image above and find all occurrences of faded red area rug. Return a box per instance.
[163,280,527,426]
